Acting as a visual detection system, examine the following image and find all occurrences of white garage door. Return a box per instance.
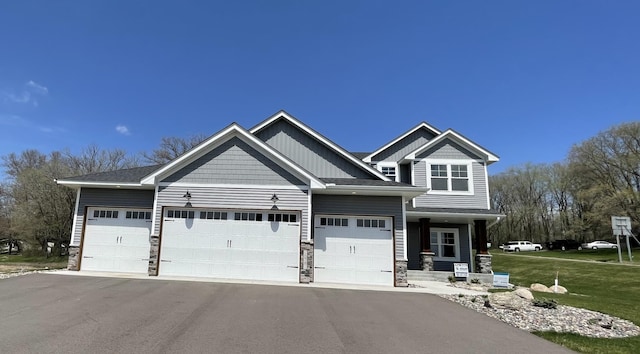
[159,208,300,282]
[81,208,152,273]
[314,215,394,286]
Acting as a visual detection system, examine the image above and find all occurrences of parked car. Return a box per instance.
[501,241,543,252]
[581,240,618,250]
[547,239,583,251]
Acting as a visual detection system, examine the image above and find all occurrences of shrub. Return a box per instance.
[532,298,558,309]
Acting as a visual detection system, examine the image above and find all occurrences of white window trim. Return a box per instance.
[430,227,461,262]
[376,162,399,182]
[425,160,474,196]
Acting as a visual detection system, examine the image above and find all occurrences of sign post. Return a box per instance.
[611,216,633,262]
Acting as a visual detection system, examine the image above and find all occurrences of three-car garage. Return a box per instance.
[79,207,395,286]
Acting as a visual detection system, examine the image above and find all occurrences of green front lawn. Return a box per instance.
[0,254,68,274]
[491,252,640,354]
[523,248,638,263]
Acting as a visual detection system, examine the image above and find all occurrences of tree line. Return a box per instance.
[489,122,640,246]
[0,135,205,256]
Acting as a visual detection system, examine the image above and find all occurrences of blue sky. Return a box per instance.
[1,1,638,176]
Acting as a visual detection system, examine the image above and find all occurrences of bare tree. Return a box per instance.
[142,134,208,164]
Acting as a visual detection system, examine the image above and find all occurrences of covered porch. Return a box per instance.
[405,207,503,275]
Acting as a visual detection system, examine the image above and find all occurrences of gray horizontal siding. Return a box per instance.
[255,119,374,179]
[155,185,310,240]
[312,194,405,260]
[414,160,488,209]
[417,140,479,160]
[71,188,154,245]
[371,128,436,162]
[162,137,303,185]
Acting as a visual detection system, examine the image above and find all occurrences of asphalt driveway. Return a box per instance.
[0,273,573,354]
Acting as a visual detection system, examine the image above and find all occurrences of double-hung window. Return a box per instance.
[430,228,460,261]
[427,161,473,194]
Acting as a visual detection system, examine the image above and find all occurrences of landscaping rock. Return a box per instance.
[530,283,552,293]
[514,288,534,300]
[549,285,568,294]
[489,291,529,310]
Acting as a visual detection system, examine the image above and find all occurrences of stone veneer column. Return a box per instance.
[148,235,160,276]
[475,254,493,274]
[395,260,408,287]
[420,252,435,271]
[299,240,314,283]
[67,246,80,271]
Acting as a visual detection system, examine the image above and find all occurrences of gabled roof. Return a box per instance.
[251,110,391,181]
[363,122,441,163]
[404,129,500,163]
[56,165,163,189]
[140,123,325,188]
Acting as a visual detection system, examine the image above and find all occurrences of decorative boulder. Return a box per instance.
[530,283,552,293]
[549,285,568,294]
[489,292,529,310]
[514,288,534,300]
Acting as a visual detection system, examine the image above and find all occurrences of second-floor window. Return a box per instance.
[428,162,472,194]
[381,166,396,178]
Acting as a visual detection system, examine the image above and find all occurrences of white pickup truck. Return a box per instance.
[501,241,543,252]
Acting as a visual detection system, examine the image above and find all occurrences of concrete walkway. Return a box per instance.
[47,270,489,295]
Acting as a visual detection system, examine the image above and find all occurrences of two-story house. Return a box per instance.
[57,111,501,287]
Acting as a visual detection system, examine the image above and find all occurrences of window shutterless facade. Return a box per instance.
[430,228,460,261]
[427,161,473,195]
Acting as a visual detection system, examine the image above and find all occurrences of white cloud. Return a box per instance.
[116,125,131,135]
[26,80,49,95]
[2,80,49,106]
[0,114,63,133]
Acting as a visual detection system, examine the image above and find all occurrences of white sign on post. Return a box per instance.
[453,263,469,278]
[611,216,631,236]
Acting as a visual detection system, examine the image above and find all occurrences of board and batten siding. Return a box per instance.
[154,185,310,240]
[162,137,303,185]
[254,119,374,179]
[413,140,489,209]
[312,194,405,260]
[370,128,437,162]
[71,188,155,245]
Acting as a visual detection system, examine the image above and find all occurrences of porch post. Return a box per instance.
[419,218,431,252]
[419,218,435,271]
[474,220,488,254]
[474,219,492,274]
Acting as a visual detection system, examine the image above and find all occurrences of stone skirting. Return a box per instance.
[420,252,435,271]
[148,235,160,276]
[67,246,80,271]
[395,260,408,287]
[299,240,313,283]
[475,253,493,274]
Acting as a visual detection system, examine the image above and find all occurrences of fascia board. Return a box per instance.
[404,130,500,162]
[54,180,149,189]
[140,123,240,185]
[363,122,441,163]
[317,184,429,198]
[250,111,391,182]
[406,210,506,219]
